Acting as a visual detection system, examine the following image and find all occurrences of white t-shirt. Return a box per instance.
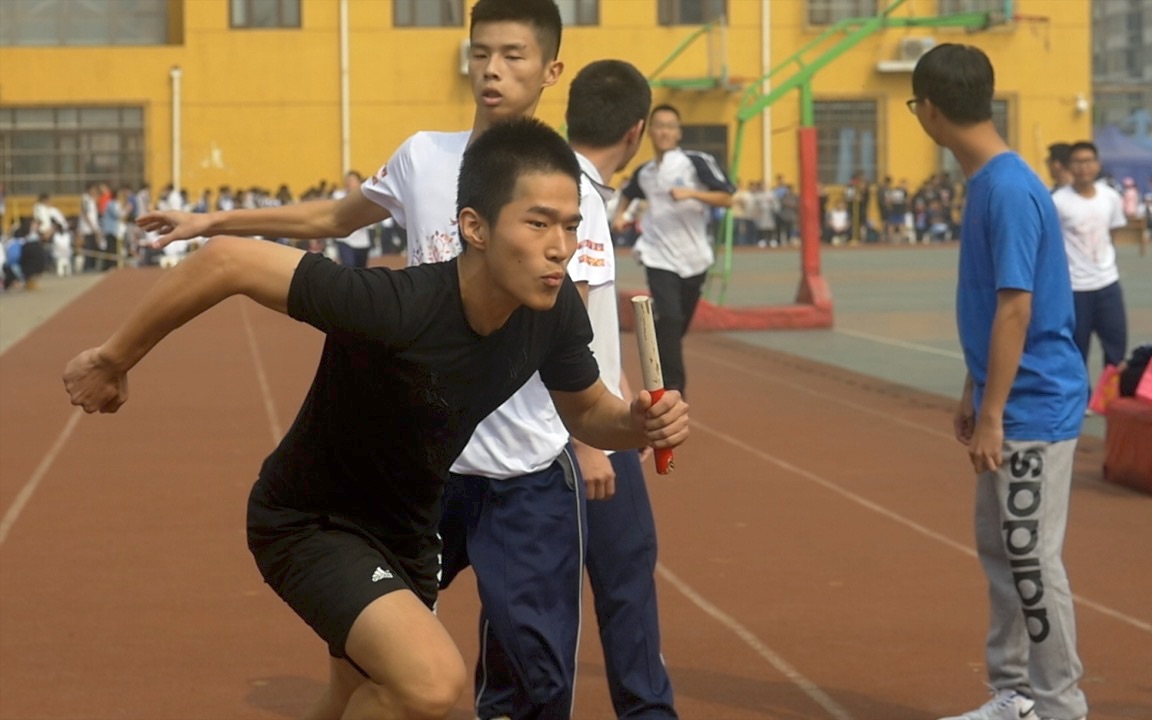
[78,195,100,237]
[829,209,849,232]
[361,130,571,478]
[567,152,621,401]
[32,202,51,234]
[1052,182,1126,291]
[622,147,735,278]
[33,204,67,239]
[52,231,72,260]
[363,131,470,265]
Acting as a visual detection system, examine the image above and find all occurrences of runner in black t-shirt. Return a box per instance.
[62,118,690,720]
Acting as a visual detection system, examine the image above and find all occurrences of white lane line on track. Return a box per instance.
[657,562,857,720]
[834,328,965,361]
[688,348,957,442]
[0,408,83,548]
[687,409,1152,634]
[240,303,283,445]
[3,302,282,550]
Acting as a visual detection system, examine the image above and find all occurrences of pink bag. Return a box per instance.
[1089,364,1121,414]
[1135,362,1152,404]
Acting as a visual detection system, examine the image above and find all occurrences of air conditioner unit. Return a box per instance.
[459,39,471,76]
[898,37,936,63]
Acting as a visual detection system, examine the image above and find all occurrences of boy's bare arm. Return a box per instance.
[670,187,733,208]
[550,381,688,453]
[64,238,305,413]
[969,289,1031,472]
[138,188,389,247]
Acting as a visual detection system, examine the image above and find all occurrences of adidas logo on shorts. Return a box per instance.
[371,566,394,582]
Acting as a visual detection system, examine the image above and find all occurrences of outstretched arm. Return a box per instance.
[670,187,733,207]
[63,237,305,413]
[137,188,389,247]
[678,152,736,208]
[550,380,688,453]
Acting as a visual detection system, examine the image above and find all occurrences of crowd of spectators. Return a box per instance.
[3,166,1148,293]
[0,180,408,292]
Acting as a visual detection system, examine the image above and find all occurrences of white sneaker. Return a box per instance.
[939,690,1038,720]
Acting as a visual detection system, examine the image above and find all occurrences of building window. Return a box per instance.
[940,99,1010,176]
[659,0,727,26]
[681,125,730,173]
[1093,89,1152,129]
[556,0,599,26]
[1092,1,1147,83]
[991,98,1010,142]
[0,106,145,196]
[0,0,170,46]
[394,0,464,28]
[814,100,878,185]
[938,0,1005,15]
[808,0,875,26]
[231,0,301,29]
[682,125,729,169]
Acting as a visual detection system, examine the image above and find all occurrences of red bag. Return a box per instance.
[1089,364,1121,414]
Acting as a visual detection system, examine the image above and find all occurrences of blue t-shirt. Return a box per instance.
[956,152,1087,441]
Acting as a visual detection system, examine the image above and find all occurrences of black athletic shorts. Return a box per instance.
[246,482,440,659]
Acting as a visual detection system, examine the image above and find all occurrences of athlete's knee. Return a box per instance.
[396,655,467,719]
[355,664,465,720]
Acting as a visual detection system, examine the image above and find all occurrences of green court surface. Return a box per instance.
[617,244,1151,438]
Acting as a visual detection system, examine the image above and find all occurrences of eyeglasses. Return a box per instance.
[906,97,922,114]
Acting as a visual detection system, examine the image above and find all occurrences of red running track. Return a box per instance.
[1,268,1149,719]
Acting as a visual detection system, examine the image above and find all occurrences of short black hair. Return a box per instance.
[1047,142,1072,166]
[566,60,652,148]
[458,117,580,225]
[471,0,563,61]
[1068,141,1098,159]
[911,43,994,125]
[650,104,681,122]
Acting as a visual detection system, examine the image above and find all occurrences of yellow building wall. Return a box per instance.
[0,0,1090,210]
[765,0,1092,189]
[580,0,767,186]
[0,0,767,204]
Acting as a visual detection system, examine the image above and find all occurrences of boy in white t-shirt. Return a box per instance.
[463,58,680,720]
[563,59,679,719]
[138,3,632,718]
[50,219,73,277]
[613,104,736,396]
[1051,141,1129,368]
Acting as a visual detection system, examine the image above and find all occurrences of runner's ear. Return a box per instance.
[458,208,488,252]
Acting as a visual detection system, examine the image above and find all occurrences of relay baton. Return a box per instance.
[630,296,674,475]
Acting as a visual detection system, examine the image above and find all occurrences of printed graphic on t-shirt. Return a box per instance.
[574,238,608,268]
[360,131,469,267]
[416,225,462,265]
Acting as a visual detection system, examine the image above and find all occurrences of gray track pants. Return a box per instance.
[975,438,1088,720]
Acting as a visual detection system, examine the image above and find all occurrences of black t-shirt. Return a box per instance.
[256,252,598,561]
